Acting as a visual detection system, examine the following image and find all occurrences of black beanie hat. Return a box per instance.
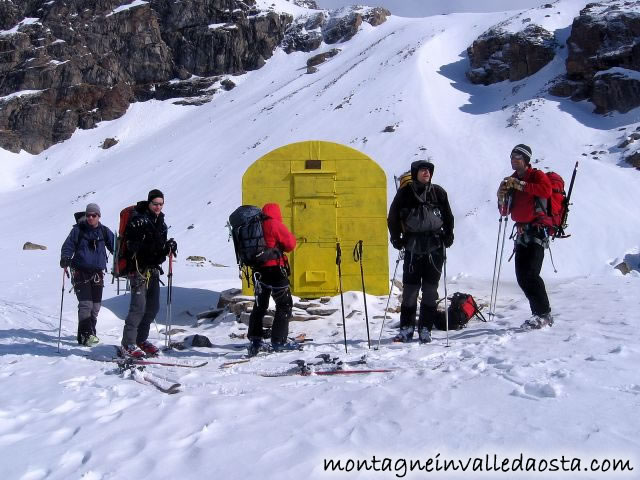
[410,160,435,181]
[148,189,164,203]
[511,144,532,164]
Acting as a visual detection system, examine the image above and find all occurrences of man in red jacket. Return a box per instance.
[247,203,297,356]
[498,144,553,329]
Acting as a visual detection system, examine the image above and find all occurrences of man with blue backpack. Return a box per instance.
[60,203,115,346]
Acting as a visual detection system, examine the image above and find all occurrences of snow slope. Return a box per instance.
[0,0,639,478]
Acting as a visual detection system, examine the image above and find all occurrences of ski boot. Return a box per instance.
[247,338,263,357]
[393,326,415,343]
[119,344,145,359]
[137,340,159,356]
[418,327,432,344]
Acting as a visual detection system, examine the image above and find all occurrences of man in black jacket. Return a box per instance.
[387,160,454,343]
[119,189,177,358]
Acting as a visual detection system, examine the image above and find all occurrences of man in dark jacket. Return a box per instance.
[247,203,297,357]
[60,203,115,346]
[119,189,177,358]
[498,144,553,329]
[388,160,454,344]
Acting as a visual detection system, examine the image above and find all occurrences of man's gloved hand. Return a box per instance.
[60,257,71,268]
[503,176,525,191]
[390,237,405,250]
[165,238,178,255]
[443,232,454,249]
[497,180,509,199]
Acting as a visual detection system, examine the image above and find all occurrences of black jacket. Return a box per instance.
[125,201,169,271]
[388,182,454,250]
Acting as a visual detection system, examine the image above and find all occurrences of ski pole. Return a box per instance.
[443,244,450,348]
[490,197,512,319]
[353,240,371,349]
[376,249,404,350]
[336,242,347,353]
[57,268,69,354]
[165,252,174,349]
[488,216,504,319]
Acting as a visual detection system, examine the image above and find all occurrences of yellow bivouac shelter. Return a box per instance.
[242,140,389,298]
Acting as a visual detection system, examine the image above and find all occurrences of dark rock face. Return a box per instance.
[467,24,557,85]
[283,7,389,54]
[307,48,340,67]
[551,1,640,113]
[0,0,293,153]
[626,151,640,168]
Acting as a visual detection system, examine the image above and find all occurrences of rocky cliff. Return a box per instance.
[0,0,292,154]
[550,1,640,114]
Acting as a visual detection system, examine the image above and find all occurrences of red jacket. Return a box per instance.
[261,203,296,267]
[507,167,552,224]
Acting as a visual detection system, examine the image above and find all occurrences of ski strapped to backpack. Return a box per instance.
[228,205,281,286]
[532,161,579,239]
[434,292,486,331]
[113,205,136,277]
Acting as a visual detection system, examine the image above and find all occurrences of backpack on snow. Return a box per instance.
[113,205,136,277]
[434,292,487,331]
[228,205,281,274]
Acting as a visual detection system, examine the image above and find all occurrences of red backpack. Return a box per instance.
[534,171,568,238]
[113,205,136,277]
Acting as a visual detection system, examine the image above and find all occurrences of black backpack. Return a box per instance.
[228,205,282,272]
[434,292,487,330]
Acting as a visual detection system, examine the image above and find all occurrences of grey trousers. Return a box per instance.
[121,270,160,346]
[73,270,104,344]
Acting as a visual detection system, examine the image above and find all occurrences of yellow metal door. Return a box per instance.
[291,172,337,296]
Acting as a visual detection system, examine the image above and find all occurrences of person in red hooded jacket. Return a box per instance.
[498,144,553,329]
[247,203,297,356]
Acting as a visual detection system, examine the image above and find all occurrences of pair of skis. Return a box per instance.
[259,354,393,377]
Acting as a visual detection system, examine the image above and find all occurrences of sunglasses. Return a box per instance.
[510,154,524,160]
[86,213,99,218]
[151,201,164,206]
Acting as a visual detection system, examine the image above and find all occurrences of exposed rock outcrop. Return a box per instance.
[467,24,557,85]
[550,1,640,113]
[0,0,293,153]
[283,6,390,53]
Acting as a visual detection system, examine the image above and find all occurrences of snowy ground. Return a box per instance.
[1,0,639,478]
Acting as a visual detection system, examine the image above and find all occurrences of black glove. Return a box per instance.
[165,238,178,255]
[390,237,405,250]
[60,257,71,268]
[443,232,454,249]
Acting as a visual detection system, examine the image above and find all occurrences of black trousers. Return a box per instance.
[73,270,104,344]
[514,241,551,316]
[248,266,293,344]
[400,248,444,331]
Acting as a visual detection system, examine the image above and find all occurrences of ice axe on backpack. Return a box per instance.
[353,240,371,349]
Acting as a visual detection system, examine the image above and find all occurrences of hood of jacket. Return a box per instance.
[410,160,435,181]
[262,203,282,222]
